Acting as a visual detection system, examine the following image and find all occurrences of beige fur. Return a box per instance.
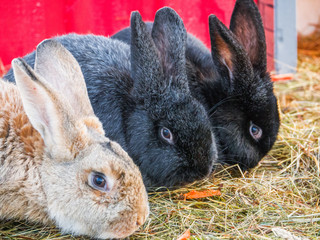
[0,40,148,239]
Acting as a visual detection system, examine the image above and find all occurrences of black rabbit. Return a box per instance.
[112,0,280,170]
[4,8,217,188]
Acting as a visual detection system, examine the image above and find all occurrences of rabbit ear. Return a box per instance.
[230,0,267,73]
[130,11,165,97]
[34,39,95,118]
[12,44,102,160]
[151,7,188,88]
[12,58,77,158]
[209,15,252,92]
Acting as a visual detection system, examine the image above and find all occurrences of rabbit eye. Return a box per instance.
[88,172,109,192]
[160,127,174,145]
[249,122,262,141]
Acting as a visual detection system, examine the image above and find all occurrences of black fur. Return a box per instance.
[111,0,280,170]
[4,8,217,188]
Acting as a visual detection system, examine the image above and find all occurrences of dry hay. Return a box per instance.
[1,55,320,239]
[298,22,320,57]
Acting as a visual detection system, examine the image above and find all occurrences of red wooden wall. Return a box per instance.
[0,0,272,76]
[258,0,274,71]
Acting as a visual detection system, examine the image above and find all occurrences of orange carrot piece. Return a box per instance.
[177,229,191,240]
[271,73,294,81]
[183,189,221,199]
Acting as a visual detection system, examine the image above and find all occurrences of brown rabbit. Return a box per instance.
[0,39,149,239]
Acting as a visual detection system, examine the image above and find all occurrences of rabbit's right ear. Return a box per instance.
[12,41,103,160]
[130,11,164,99]
[208,15,252,93]
[34,39,95,118]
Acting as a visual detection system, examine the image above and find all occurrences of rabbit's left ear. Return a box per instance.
[230,0,267,74]
[13,58,78,159]
[151,7,188,90]
[13,40,103,160]
[209,15,253,93]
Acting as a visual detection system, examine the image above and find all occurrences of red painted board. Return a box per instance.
[1,0,269,76]
[258,0,274,71]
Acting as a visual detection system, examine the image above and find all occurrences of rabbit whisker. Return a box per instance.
[209,95,241,117]
[268,136,271,150]
[210,126,234,135]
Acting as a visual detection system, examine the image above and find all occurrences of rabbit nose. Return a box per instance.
[136,208,148,226]
[136,215,145,226]
[136,199,149,226]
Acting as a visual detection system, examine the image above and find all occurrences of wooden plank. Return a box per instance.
[259,0,274,5]
[257,0,275,71]
[274,0,297,73]
[0,0,266,71]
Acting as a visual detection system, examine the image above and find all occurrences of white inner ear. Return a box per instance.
[36,58,78,107]
[222,58,234,81]
[21,80,60,147]
[14,62,62,148]
[34,43,94,118]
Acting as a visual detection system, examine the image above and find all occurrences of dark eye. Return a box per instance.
[160,127,174,145]
[88,172,109,192]
[249,122,263,141]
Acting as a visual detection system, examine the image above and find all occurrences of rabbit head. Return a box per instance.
[191,0,280,170]
[12,40,149,239]
[128,8,217,187]
[111,2,279,171]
